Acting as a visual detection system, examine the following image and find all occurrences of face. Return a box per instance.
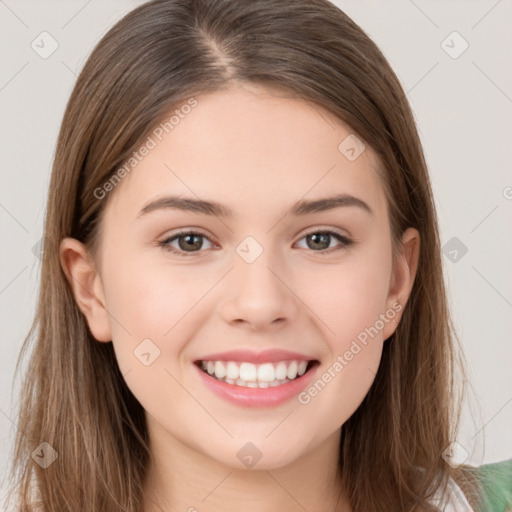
[62,82,419,471]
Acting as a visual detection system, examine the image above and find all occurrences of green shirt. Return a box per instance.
[477,458,512,511]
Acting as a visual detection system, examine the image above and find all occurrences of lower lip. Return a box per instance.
[193,362,319,408]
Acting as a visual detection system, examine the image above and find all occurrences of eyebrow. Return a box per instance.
[137,193,374,219]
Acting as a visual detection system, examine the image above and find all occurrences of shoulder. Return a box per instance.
[428,476,475,512]
[416,465,476,511]
[444,477,476,512]
[477,458,512,512]
[430,458,512,512]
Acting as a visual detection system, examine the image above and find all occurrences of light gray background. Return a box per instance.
[1,0,511,499]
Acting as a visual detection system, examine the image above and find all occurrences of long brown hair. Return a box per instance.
[7,0,482,510]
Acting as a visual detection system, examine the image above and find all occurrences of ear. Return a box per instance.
[382,227,420,341]
[59,237,112,342]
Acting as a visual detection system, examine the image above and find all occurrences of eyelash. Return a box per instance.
[158,228,353,257]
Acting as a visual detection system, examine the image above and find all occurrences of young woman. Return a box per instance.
[8,0,485,510]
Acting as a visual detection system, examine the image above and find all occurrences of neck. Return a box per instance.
[142,422,349,512]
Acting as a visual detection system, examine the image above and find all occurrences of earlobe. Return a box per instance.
[59,237,112,342]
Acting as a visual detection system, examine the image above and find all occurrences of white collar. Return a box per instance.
[428,476,475,512]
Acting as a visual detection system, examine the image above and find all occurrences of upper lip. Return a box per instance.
[195,349,317,364]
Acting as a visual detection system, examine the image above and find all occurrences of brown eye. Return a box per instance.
[296,229,353,254]
[159,231,215,256]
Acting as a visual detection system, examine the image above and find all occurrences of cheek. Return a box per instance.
[100,252,192,368]
[296,235,393,346]
[293,236,392,418]
[304,237,393,419]
[102,256,207,420]
[104,246,198,326]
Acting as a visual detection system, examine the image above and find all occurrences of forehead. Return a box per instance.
[105,82,388,223]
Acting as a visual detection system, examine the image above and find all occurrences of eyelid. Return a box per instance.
[299,224,351,239]
[158,228,218,250]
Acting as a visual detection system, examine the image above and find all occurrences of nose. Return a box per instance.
[219,253,299,332]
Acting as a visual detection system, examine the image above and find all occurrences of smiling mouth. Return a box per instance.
[194,359,319,388]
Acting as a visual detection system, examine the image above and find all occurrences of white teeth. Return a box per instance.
[275,362,288,380]
[239,362,258,382]
[214,361,226,379]
[287,361,298,380]
[200,359,314,387]
[226,361,240,380]
[231,378,291,387]
[257,363,275,382]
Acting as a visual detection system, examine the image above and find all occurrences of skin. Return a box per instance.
[60,82,420,511]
